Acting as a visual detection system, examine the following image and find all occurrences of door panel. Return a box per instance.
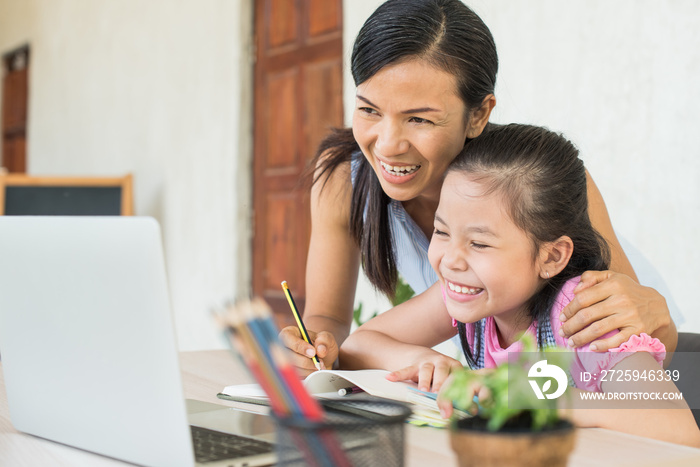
[304,59,343,159]
[268,0,298,49]
[308,0,341,38]
[253,0,343,327]
[263,192,297,288]
[266,69,299,171]
[2,46,29,174]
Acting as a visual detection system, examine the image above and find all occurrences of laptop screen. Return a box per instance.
[0,217,196,466]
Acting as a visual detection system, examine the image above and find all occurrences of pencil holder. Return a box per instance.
[273,399,412,467]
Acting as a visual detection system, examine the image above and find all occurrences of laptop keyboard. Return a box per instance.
[190,425,274,463]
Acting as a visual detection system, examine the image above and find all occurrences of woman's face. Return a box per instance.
[352,59,474,202]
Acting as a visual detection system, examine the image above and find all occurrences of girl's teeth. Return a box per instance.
[380,160,420,176]
[448,282,481,295]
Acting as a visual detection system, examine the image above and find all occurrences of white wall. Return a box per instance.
[0,0,253,350]
[1,1,697,352]
[345,1,700,333]
[471,0,700,332]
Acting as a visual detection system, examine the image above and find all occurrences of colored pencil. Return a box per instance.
[215,297,352,466]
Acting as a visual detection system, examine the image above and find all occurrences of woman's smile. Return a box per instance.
[378,159,422,183]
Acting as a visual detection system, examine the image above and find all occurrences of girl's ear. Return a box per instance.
[538,236,574,279]
[465,94,496,139]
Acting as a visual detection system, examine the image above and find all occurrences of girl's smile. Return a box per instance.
[445,280,484,301]
[428,171,546,341]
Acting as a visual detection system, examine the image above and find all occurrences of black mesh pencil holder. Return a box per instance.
[273,399,412,467]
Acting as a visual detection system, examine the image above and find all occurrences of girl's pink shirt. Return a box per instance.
[449,276,666,391]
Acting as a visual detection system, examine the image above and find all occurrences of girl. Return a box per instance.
[280,0,677,375]
[340,124,700,446]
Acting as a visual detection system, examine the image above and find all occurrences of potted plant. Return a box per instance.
[442,336,576,467]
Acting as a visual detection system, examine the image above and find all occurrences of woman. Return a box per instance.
[279,0,677,375]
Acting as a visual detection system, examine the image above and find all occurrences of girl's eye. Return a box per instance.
[471,242,489,249]
[409,116,434,125]
[433,228,448,237]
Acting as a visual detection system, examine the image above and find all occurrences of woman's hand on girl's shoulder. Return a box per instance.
[558,270,673,352]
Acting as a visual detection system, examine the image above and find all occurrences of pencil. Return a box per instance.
[281,281,322,371]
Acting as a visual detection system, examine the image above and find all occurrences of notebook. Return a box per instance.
[220,369,470,427]
[0,216,276,467]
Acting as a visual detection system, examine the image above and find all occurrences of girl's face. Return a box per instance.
[428,171,545,326]
[352,59,474,202]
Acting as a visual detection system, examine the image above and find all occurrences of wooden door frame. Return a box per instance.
[251,1,343,326]
[1,44,30,174]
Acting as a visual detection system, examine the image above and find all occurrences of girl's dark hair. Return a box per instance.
[448,124,611,368]
[309,0,499,297]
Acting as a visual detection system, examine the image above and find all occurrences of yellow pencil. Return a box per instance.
[281,281,322,371]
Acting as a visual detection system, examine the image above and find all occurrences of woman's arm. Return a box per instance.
[279,159,360,375]
[560,171,677,357]
[567,352,700,447]
[585,171,636,279]
[340,282,462,392]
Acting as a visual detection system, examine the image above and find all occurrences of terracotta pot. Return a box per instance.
[450,418,576,467]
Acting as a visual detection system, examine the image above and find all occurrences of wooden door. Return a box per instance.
[252,0,343,327]
[1,45,29,174]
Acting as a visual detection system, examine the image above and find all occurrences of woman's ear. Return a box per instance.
[465,94,496,139]
[538,236,574,279]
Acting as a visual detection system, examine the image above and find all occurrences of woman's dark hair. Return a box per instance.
[448,124,611,368]
[309,0,499,297]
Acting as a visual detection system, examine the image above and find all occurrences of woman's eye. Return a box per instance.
[358,107,378,115]
[409,116,434,125]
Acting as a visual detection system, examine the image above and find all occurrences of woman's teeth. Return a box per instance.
[380,160,420,176]
[448,281,482,295]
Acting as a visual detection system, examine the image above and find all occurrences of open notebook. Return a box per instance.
[219,369,469,428]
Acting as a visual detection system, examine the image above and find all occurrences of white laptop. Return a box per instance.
[0,216,277,467]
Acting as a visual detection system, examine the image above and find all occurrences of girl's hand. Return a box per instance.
[436,369,492,419]
[559,270,671,351]
[385,350,463,393]
[279,326,339,376]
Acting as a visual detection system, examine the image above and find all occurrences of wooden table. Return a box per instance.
[2,350,700,466]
